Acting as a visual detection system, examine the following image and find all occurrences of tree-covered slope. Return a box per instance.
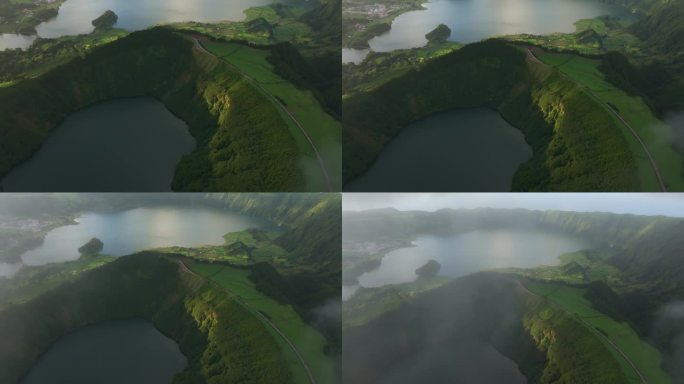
[0,253,292,384]
[343,272,630,383]
[597,0,684,115]
[630,0,684,60]
[0,28,310,191]
[343,40,640,191]
[202,192,343,276]
[203,192,342,309]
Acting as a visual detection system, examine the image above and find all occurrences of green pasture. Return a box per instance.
[202,40,341,191]
[526,281,671,384]
[537,51,684,191]
[189,262,335,384]
[155,229,289,265]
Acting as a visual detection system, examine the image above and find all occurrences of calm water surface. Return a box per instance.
[0,0,277,50]
[345,108,532,192]
[369,0,635,51]
[343,0,635,62]
[357,229,593,288]
[1,98,195,192]
[20,205,266,266]
[22,319,187,384]
[35,0,273,38]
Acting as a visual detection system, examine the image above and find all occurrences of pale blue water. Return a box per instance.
[35,0,274,38]
[357,229,593,287]
[20,205,266,266]
[0,0,281,50]
[343,0,635,62]
[369,0,635,51]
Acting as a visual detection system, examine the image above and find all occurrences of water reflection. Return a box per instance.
[368,0,635,51]
[357,230,593,287]
[20,206,265,266]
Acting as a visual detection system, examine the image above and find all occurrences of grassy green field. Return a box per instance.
[505,16,642,56]
[526,281,671,384]
[223,229,290,264]
[536,51,684,191]
[189,262,335,384]
[171,4,315,49]
[202,40,341,191]
[155,228,290,266]
[505,249,625,286]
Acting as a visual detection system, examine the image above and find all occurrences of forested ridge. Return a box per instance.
[0,28,309,191]
[343,40,639,191]
[0,193,341,383]
[0,254,292,384]
[597,0,684,115]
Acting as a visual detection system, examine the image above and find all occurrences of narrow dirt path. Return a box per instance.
[517,280,648,384]
[526,47,667,192]
[177,259,317,384]
[191,37,333,191]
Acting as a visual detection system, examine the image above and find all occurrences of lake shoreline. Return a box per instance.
[0,96,196,192]
[344,107,532,192]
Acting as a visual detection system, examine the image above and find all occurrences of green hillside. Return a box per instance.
[0,28,338,191]
[343,272,636,383]
[343,40,642,191]
[190,261,336,384]
[343,207,684,382]
[0,254,291,384]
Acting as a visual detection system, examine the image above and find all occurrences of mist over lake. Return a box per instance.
[358,229,593,287]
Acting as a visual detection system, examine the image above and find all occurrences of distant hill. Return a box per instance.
[301,0,341,43]
[596,0,684,115]
[343,207,684,289]
[632,0,684,54]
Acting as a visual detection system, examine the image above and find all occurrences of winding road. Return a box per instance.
[516,280,648,384]
[177,259,317,384]
[526,48,667,192]
[191,36,333,192]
